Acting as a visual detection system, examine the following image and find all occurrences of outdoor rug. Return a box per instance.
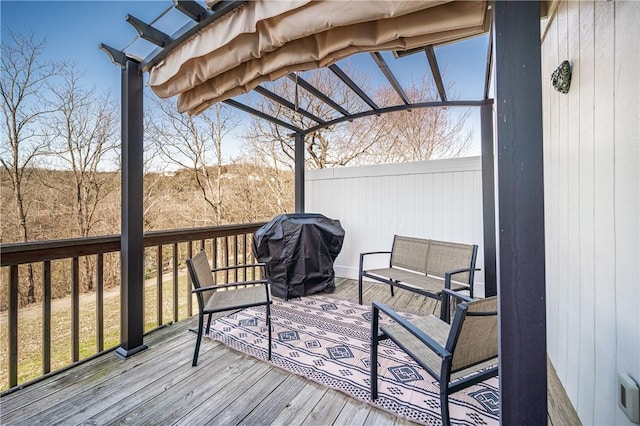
[207,294,499,426]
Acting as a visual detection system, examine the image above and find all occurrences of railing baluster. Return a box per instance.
[212,237,218,268]
[72,257,80,362]
[242,233,247,280]
[96,254,104,352]
[156,246,163,327]
[224,237,229,283]
[173,242,179,323]
[187,241,193,317]
[233,234,239,282]
[43,261,51,373]
[9,265,19,388]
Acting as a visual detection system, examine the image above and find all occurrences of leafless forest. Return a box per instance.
[1,33,472,310]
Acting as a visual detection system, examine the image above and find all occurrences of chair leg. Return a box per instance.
[370,306,380,400]
[266,303,272,360]
[193,314,204,367]
[205,313,213,333]
[440,386,451,425]
[390,282,395,297]
[358,273,364,305]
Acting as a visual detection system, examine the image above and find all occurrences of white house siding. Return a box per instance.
[542,1,639,424]
[305,157,485,294]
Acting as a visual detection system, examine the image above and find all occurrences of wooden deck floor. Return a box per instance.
[0,278,579,425]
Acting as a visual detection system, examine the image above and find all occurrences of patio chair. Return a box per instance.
[186,250,272,366]
[370,289,498,425]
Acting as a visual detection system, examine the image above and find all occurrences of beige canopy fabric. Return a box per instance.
[147,0,489,115]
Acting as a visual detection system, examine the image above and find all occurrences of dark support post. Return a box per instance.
[294,133,305,213]
[116,58,147,358]
[494,2,547,424]
[480,103,496,297]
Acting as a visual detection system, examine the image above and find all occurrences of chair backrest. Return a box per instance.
[186,250,215,308]
[425,240,476,283]
[390,235,429,272]
[447,296,498,372]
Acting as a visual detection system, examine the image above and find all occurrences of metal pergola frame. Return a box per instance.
[102,2,547,424]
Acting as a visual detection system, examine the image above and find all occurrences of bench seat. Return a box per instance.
[364,268,469,295]
[359,235,478,321]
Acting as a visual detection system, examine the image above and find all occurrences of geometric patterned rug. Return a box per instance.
[208,293,499,426]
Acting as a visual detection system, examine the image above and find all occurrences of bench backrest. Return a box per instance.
[425,240,476,283]
[390,236,429,272]
[390,235,477,283]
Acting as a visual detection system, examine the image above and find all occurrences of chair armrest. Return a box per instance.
[192,279,268,294]
[372,301,450,359]
[445,267,480,277]
[442,288,474,303]
[211,263,265,273]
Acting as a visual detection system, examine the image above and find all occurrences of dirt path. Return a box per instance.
[0,272,179,326]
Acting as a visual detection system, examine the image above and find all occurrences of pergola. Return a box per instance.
[101,1,547,424]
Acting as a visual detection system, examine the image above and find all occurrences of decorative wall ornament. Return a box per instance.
[551,60,572,94]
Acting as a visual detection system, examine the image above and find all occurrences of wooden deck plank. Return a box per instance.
[127,356,270,425]
[304,388,351,424]
[180,365,290,425]
[332,396,381,426]
[269,380,330,425]
[1,323,212,424]
[0,278,580,426]
[237,375,309,426]
[13,333,221,425]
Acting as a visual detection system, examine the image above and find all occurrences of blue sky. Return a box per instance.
[2,1,488,157]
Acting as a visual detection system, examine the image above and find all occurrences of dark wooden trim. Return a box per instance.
[172,242,179,323]
[118,58,146,358]
[295,133,305,213]
[187,241,193,317]
[494,2,547,424]
[156,246,163,327]
[43,261,51,374]
[96,254,104,352]
[9,265,18,388]
[480,103,497,297]
[72,257,80,362]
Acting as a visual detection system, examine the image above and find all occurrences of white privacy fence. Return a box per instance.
[305,156,486,295]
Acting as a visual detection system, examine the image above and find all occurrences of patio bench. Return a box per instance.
[358,235,478,321]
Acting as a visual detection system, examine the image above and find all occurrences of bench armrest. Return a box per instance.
[359,251,391,271]
[360,251,392,257]
[372,301,450,359]
[444,267,480,279]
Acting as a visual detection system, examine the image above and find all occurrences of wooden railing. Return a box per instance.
[0,222,266,391]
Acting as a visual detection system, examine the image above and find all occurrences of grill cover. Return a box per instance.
[253,213,345,300]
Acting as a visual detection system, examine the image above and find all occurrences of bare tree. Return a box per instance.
[45,65,118,236]
[244,67,383,171]
[148,99,239,225]
[361,79,472,163]
[1,32,60,302]
[44,65,119,290]
[245,70,472,170]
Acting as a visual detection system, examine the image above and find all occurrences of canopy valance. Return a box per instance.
[147,0,489,115]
